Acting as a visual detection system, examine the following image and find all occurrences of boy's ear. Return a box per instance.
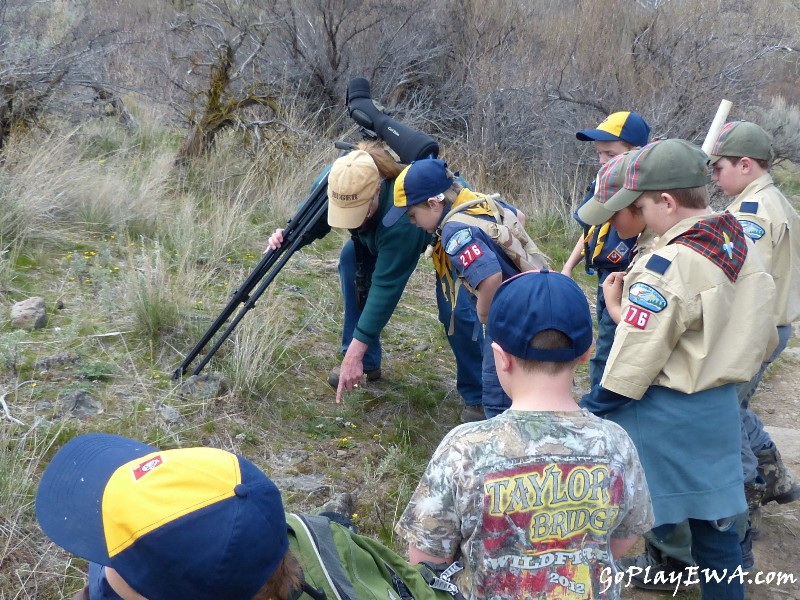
[739,157,754,174]
[491,341,513,373]
[577,343,593,365]
[661,192,678,212]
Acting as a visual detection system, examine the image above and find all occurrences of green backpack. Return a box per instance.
[286,513,463,600]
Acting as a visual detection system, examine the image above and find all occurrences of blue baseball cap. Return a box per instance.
[36,434,288,600]
[488,270,593,362]
[576,111,651,148]
[383,158,452,227]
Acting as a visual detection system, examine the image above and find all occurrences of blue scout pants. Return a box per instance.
[339,240,484,408]
[589,269,618,390]
[435,278,484,408]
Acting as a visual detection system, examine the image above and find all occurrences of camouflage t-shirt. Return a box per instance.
[395,409,653,600]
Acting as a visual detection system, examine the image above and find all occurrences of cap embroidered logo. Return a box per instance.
[133,456,164,480]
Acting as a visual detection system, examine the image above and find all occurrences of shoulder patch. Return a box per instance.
[739,201,759,214]
[445,229,473,255]
[629,282,668,313]
[738,219,765,240]
[645,254,672,275]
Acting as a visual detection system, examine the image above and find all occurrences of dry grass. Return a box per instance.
[1,90,798,600]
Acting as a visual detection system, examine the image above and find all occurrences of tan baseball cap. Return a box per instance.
[327,150,380,229]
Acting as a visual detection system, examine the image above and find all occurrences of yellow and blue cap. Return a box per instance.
[36,434,287,600]
[576,111,651,147]
[383,158,452,227]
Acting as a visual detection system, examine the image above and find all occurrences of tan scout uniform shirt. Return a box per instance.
[727,173,800,326]
[602,215,777,400]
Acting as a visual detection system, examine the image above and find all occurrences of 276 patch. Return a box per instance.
[738,220,765,240]
[445,229,473,255]
[457,243,483,269]
[628,282,667,312]
[624,305,651,330]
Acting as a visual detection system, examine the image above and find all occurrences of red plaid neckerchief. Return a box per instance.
[669,212,747,282]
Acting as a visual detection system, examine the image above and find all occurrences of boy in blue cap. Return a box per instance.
[396,270,653,600]
[385,158,548,418]
[562,111,650,391]
[36,434,459,600]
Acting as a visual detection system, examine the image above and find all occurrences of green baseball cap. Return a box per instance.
[605,139,710,212]
[576,152,635,226]
[708,121,772,165]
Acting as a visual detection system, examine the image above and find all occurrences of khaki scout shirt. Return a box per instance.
[727,173,800,326]
[602,215,777,400]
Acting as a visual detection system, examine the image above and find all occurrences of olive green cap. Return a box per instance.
[577,152,635,226]
[605,139,710,212]
[708,121,772,165]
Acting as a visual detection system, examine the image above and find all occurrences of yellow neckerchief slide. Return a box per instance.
[428,188,495,333]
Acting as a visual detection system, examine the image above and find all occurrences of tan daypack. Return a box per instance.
[438,194,549,272]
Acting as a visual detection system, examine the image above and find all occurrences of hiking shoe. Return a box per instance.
[740,525,755,570]
[757,445,800,505]
[617,550,694,592]
[327,367,382,388]
[745,476,766,539]
[460,404,485,423]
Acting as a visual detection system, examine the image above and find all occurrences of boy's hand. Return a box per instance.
[476,272,503,323]
[602,272,625,323]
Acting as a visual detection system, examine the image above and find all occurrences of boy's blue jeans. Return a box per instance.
[688,518,745,600]
[589,270,617,390]
[435,278,484,408]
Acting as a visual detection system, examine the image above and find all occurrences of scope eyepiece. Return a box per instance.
[346,77,373,103]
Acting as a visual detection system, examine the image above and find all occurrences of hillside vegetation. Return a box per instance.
[1,0,800,597]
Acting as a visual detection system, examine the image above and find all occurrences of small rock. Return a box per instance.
[156,402,183,424]
[10,297,46,329]
[273,474,328,495]
[34,352,81,371]
[273,449,310,466]
[177,372,228,400]
[34,401,54,412]
[60,390,102,417]
[782,347,800,363]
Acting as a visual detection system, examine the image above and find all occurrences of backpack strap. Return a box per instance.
[440,194,503,226]
[293,514,358,600]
